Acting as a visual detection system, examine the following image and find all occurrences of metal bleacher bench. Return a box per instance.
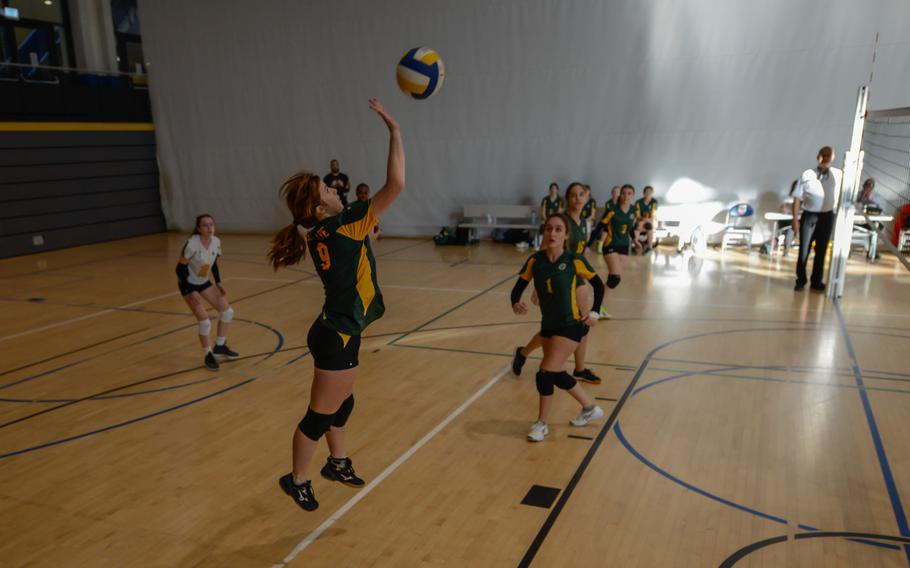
[457,204,540,241]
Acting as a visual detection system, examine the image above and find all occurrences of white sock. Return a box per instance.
[216,336,226,346]
[203,346,212,355]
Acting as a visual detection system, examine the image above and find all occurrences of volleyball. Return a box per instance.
[396,47,445,100]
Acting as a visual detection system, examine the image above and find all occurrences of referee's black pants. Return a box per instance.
[796,210,834,287]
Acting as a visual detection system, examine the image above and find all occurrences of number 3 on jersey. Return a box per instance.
[316,242,331,270]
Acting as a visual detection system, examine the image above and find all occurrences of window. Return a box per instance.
[111,0,143,73]
[0,0,74,76]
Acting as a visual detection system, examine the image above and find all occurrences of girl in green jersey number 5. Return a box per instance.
[268,99,404,511]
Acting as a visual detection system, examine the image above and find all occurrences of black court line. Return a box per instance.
[225,276,314,305]
[567,435,594,440]
[0,246,162,280]
[0,296,187,318]
[652,356,910,382]
[214,256,312,275]
[387,274,516,346]
[719,532,910,568]
[374,239,428,258]
[0,338,284,429]
[517,355,653,567]
[0,327,150,377]
[0,365,202,430]
[595,397,617,401]
[516,325,818,567]
[393,343,636,372]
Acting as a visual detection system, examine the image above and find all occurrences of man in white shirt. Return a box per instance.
[791,146,841,291]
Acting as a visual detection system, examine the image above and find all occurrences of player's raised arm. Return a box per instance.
[369,99,405,217]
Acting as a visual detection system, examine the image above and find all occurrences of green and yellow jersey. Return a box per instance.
[566,214,588,255]
[307,200,384,336]
[600,204,636,249]
[580,198,597,220]
[635,197,658,219]
[540,195,565,218]
[599,198,618,222]
[516,251,599,331]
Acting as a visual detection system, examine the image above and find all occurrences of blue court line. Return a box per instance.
[635,366,910,398]
[0,378,255,460]
[614,422,787,524]
[834,299,910,564]
[604,324,910,558]
[616,422,902,552]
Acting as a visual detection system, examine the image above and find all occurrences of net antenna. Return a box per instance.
[827,86,869,299]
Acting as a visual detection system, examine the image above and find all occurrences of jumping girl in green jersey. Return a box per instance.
[268,99,404,511]
[511,213,606,442]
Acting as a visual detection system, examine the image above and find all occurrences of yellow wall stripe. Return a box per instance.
[0,122,155,132]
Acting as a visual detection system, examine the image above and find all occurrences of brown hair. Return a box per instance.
[544,213,571,249]
[192,214,214,235]
[565,181,585,198]
[817,146,834,161]
[267,171,323,270]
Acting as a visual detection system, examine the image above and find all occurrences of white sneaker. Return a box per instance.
[527,421,549,442]
[570,405,604,427]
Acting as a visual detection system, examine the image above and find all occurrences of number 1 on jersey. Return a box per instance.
[316,242,331,270]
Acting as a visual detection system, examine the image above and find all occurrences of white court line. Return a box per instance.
[273,364,511,567]
[0,290,178,343]
[0,275,302,343]
[295,280,485,294]
[228,276,299,283]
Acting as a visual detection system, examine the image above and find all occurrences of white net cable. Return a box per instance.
[861,109,910,244]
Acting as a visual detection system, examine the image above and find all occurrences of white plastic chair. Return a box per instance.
[720,203,755,253]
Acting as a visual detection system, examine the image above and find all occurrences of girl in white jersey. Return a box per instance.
[176,214,239,371]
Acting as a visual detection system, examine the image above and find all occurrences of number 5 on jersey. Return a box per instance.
[316,242,331,270]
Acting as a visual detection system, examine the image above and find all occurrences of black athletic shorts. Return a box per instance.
[540,322,588,343]
[307,317,361,370]
[179,280,212,296]
[604,244,630,256]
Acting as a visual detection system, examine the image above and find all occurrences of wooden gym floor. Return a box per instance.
[1,233,910,567]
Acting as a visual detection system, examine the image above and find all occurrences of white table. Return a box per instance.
[763,212,893,260]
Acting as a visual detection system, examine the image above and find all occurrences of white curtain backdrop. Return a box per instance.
[139,0,910,237]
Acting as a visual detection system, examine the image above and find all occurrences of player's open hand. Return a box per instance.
[513,301,528,315]
[369,98,399,131]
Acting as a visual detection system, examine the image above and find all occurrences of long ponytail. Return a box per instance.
[267,172,323,270]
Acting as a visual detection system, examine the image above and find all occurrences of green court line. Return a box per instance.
[386,274,516,346]
[391,343,910,396]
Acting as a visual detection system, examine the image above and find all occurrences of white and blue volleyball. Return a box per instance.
[396,47,445,100]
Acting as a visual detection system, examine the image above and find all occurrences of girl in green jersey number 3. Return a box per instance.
[268,99,404,511]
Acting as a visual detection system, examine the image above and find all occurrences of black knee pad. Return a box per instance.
[644,222,653,231]
[298,408,334,441]
[553,371,577,391]
[535,371,555,396]
[332,395,355,428]
[607,275,621,289]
